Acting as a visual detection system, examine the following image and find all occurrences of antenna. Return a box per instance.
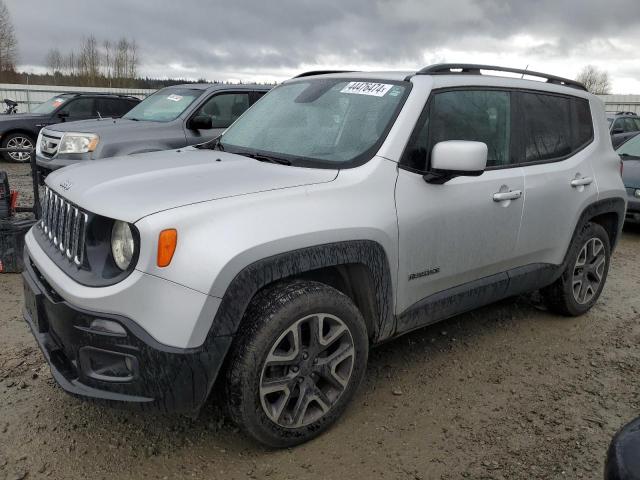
[521,65,529,79]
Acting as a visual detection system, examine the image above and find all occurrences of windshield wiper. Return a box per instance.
[620,153,640,159]
[245,152,291,166]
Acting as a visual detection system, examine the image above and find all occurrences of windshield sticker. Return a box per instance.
[167,94,183,102]
[341,82,393,97]
[52,98,65,106]
[388,87,402,97]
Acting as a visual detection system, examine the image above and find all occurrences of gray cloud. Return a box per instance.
[5,0,640,91]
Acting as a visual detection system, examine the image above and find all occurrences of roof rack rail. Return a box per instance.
[615,111,637,116]
[292,70,357,79]
[414,64,587,91]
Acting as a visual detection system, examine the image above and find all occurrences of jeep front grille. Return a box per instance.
[39,187,88,265]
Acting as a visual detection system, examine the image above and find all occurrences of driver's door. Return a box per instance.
[395,88,524,333]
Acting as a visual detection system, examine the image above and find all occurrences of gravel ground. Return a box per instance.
[1,159,640,479]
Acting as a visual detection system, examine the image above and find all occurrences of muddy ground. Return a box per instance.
[1,161,640,479]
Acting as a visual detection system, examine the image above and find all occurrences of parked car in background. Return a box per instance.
[615,132,640,223]
[35,84,270,172]
[0,93,139,163]
[22,65,625,447]
[608,111,640,149]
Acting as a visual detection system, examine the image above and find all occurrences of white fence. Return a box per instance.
[599,95,640,114]
[0,83,156,112]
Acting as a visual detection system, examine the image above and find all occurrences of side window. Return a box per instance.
[194,93,251,129]
[623,117,639,132]
[58,98,94,117]
[520,93,593,163]
[402,89,511,171]
[612,118,625,132]
[95,98,130,117]
[572,98,594,148]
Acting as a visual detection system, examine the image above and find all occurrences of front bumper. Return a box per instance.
[36,152,88,171]
[22,249,232,414]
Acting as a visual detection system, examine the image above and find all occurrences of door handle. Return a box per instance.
[493,190,522,202]
[571,176,593,187]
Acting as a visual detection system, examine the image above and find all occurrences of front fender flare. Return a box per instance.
[207,240,395,342]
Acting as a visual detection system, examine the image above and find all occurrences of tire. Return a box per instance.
[541,222,611,316]
[225,280,369,448]
[2,133,34,163]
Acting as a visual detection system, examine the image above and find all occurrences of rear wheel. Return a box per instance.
[225,280,368,447]
[541,222,611,316]
[2,133,34,163]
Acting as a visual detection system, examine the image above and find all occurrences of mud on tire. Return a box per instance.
[224,280,369,448]
[541,222,611,316]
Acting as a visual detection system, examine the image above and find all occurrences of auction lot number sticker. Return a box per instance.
[341,82,393,97]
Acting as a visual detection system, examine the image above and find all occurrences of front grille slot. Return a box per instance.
[39,187,88,265]
[40,133,61,158]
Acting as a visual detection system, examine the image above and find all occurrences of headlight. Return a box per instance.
[58,133,99,154]
[111,221,136,270]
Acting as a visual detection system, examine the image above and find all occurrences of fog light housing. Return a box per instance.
[78,347,138,382]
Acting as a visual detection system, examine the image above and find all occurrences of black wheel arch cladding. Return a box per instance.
[207,240,395,343]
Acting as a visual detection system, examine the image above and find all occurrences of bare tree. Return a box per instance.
[0,0,17,72]
[45,48,63,75]
[127,39,138,81]
[64,50,77,76]
[77,35,100,84]
[102,39,112,83]
[576,65,612,95]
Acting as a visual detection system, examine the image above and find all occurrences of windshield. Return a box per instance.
[31,94,73,114]
[617,133,640,158]
[219,79,409,166]
[124,88,203,122]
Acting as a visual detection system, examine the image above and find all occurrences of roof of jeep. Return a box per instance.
[284,70,593,98]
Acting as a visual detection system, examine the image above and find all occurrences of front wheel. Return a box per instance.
[541,222,611,316]
[2,133,34,163]
[225,280,368,447]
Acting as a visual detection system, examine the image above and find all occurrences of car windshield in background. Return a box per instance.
[31,94,73,114]
[617,133,640,158]
[219,79,409,166]
[123,88,203,122]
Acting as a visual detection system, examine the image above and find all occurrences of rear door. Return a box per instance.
[395,88,524,331]
[184,92,251,145]
[513,91,597,267]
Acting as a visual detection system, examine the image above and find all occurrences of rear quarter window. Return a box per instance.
[520,92,593,163]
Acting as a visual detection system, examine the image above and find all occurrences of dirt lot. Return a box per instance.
[1,161,640,479]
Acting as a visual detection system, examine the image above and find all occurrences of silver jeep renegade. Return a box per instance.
[22,64,626,447]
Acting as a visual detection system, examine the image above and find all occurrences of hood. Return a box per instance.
[0,113,47,121]
[623,158,640,189]
[44,117,158,134]
[45,148,338,222]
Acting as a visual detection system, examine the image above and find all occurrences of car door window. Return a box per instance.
[520,93,574,162]
[194,93,251,129]
[402,89,511,171]
[96,98,130,117]
[58,98,94,118]
[623,118,639,132]
[612,119,625,132]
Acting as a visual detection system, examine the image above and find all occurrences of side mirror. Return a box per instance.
[424,140,488,184]
[57,111,69,120]
[612,128,624,135]
[188,115,213,130]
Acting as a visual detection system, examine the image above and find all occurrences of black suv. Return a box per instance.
[0,93,139,163]
[608,111,640,149]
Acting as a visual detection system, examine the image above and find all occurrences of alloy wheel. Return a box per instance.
[6,136,33,162]
[572,237,606,305]
[259,313,355,428]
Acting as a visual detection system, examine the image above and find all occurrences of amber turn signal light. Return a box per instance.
[157,229,177,267]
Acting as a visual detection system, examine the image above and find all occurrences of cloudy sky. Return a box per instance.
[6,0,640,93]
